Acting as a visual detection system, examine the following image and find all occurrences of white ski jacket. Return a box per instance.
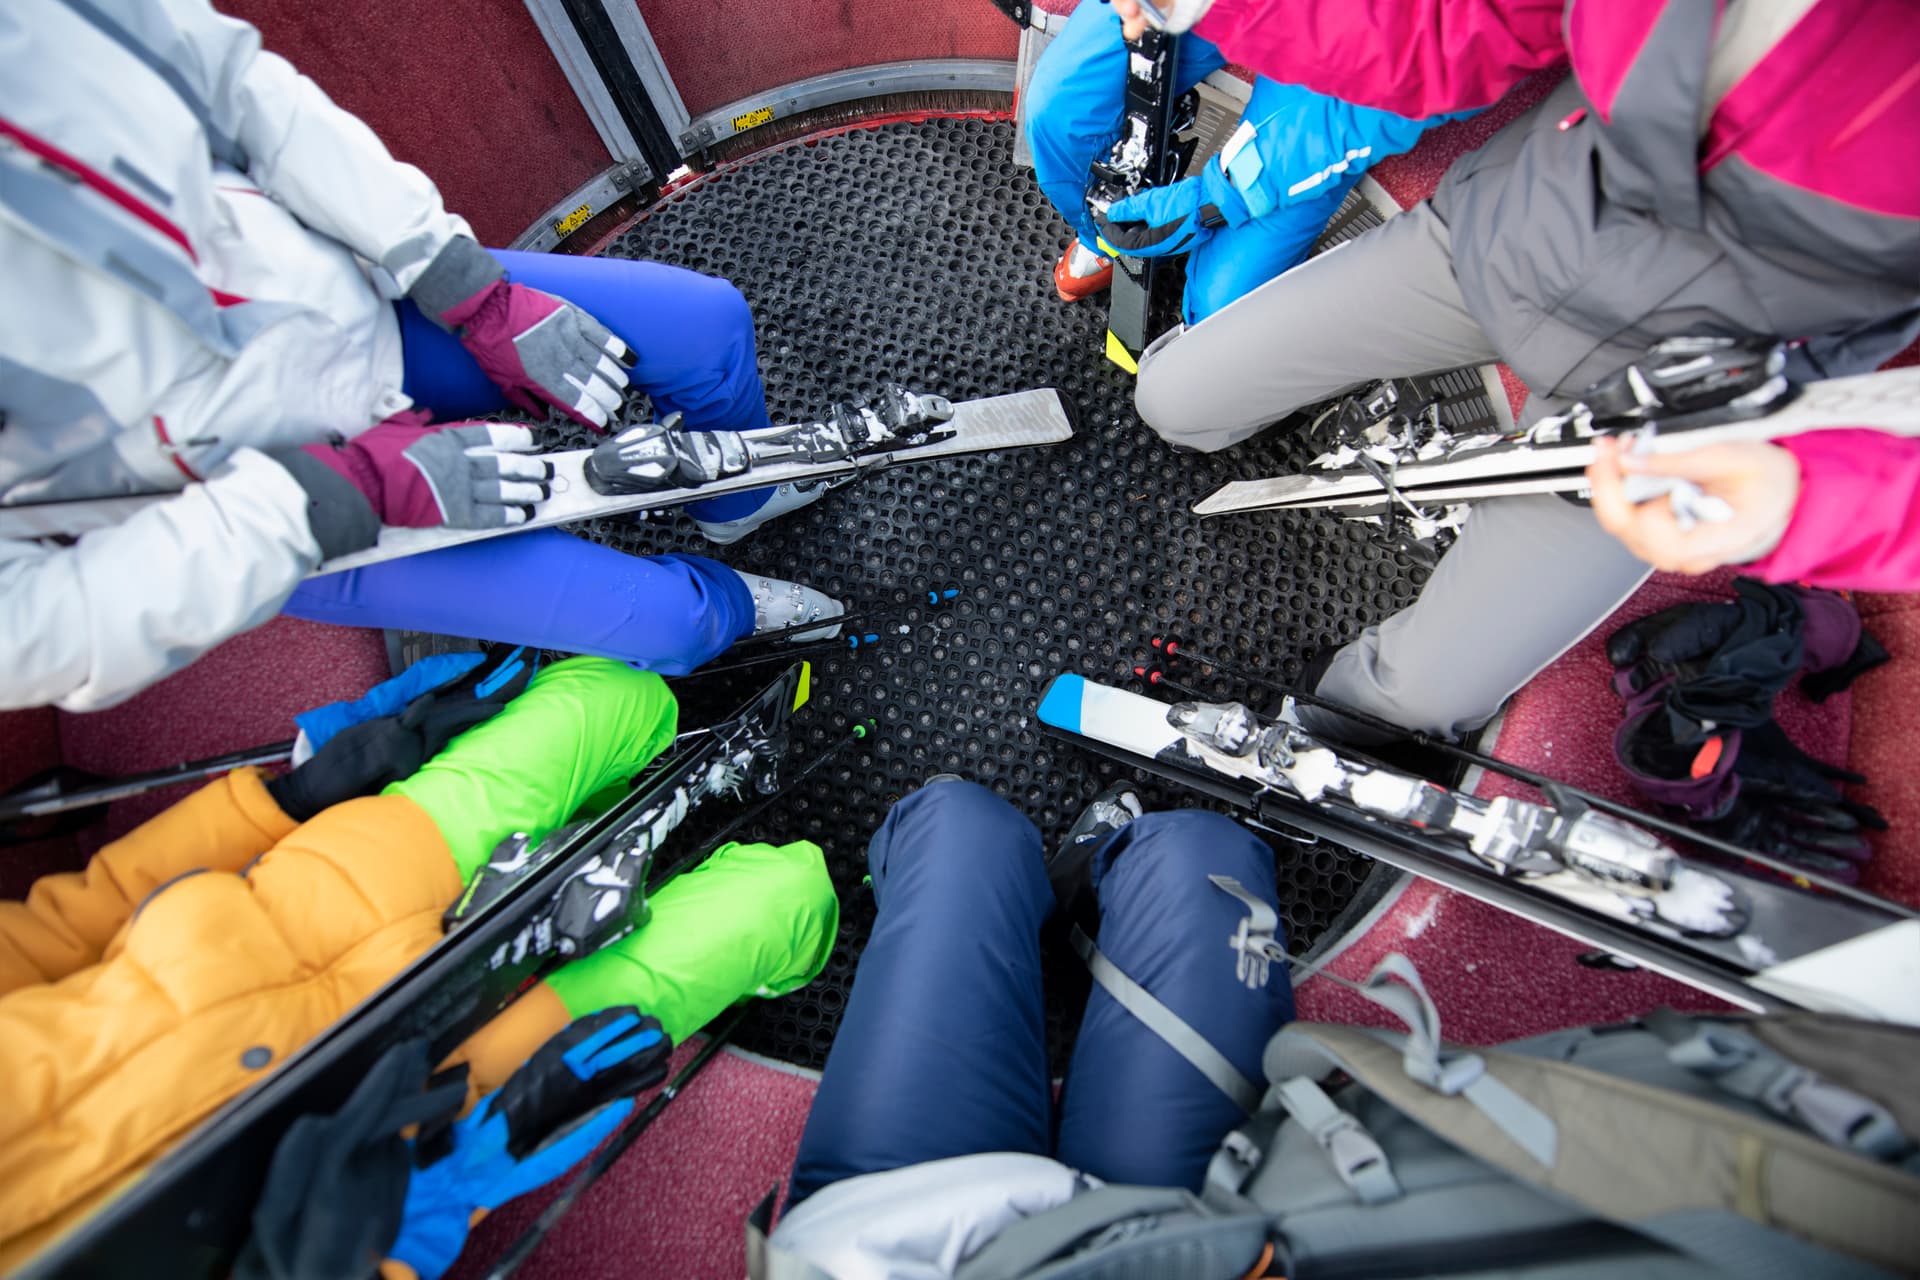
[0,0,473,711]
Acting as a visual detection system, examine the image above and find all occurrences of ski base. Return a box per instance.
[317,387,1075,574]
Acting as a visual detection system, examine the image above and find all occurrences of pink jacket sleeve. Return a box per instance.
[1192,0,1567,118]
[1745,430,1920,592]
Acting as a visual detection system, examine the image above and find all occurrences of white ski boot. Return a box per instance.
[695,482,830,545]
[735,571,844,642]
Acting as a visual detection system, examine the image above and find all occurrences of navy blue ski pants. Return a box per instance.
[789,781,1294,1203]
[284,252,762,671]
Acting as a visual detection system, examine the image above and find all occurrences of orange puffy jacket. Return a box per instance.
[0,767,569,1268]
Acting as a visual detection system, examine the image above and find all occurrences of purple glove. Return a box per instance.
[408,237,636,431]
[298,410,553,530]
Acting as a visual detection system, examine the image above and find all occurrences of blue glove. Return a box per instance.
[1095,160,1250,258]
[388,1009,672,1280]
[295,652,487,753]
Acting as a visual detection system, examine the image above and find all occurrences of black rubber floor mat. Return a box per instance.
[542,118,1485,1069]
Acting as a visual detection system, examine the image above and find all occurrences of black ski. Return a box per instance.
[1090,27,1181,370]
[20,663,812,1280]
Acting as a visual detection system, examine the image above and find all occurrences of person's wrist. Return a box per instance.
[1739,443,1802,563]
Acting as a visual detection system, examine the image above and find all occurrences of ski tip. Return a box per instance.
[1036,674,1085,731]
[793,663,812,711]
[1049,387,1082,434]
[1103,331,1140,376]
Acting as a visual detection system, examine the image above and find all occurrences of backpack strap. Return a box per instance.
[1645,1009,1919,1167]
[1260,953,1561,1170]
[1071,926,1261,1113]
[1292,1020,1916,1278]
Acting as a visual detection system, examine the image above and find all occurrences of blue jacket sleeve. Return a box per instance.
[1218,78,1475,220]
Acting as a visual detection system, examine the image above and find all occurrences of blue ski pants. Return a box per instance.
[285,252,764,671]
[1024,1,1357,325]
[790,781,1294,1202]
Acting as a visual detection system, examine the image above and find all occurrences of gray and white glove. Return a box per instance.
[406,237,635,431]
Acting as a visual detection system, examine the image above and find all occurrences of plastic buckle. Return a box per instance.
[1786,1077,1916,1162]
[1229,916,1271,990]
[1314,1111,1400,1205]
[1434,1052,1486,1097]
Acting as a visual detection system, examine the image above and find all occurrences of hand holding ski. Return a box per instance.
[1587,436,1799,574]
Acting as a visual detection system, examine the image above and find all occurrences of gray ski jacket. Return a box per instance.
[1430,0,1920,399]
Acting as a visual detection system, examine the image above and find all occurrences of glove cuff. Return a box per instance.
[265,446,382,560]
[408,237,508,330]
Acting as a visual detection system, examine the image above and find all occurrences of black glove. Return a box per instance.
[484,1007,671,1161]
[267,714,428,823]
[397,644,537,759]
[1610,579,1886,713]
[268,647,537,822]
[235,1039,468,1280]
[1710,722,1883,880]
[1607,578,1805,725]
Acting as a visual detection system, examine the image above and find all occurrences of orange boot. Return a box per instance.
[1053,239,1114,302]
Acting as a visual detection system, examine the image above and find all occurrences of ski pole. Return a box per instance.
[1131,665,1209,700]
[0,739,296,825]
[1153,635,1917,919]
[483,1003,750,1280]
[678,632,890,681]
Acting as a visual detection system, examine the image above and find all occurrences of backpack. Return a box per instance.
[954,953,1920,1280]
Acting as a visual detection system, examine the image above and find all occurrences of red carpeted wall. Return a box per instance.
[218,0,607,246]
[637,0,1018,119]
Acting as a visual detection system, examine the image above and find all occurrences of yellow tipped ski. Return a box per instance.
[1104,330,1140,375]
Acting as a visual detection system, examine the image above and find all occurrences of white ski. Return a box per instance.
[1037,673,1919,1021]
[1195,364,1920,517]
[320,387,1074,573]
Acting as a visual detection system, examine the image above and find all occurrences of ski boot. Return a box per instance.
[693,481,831,546]
[1054,240,1114,303]
[1049,782,1144,935]
[735,571,844,642]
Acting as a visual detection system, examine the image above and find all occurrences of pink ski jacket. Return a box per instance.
[1748,431,1920,593]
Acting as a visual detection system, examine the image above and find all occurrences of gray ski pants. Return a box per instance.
[1135,203,1652,741]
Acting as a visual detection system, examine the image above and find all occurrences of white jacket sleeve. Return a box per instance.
[0,450,321,713]
[112,0,474,289]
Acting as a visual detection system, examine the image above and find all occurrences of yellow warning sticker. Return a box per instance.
[552,202,594,236]
[731,105,776,132]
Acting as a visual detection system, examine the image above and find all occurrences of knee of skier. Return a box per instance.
[1134,343,1228,452]
[665,279,768,433]
[867,779,1042,901]
[1093,810,1278,923]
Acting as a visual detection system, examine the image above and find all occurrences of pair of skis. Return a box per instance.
[21,665,815,1280]
[1038,673,1919,1024]
[1194,361,1920,523]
